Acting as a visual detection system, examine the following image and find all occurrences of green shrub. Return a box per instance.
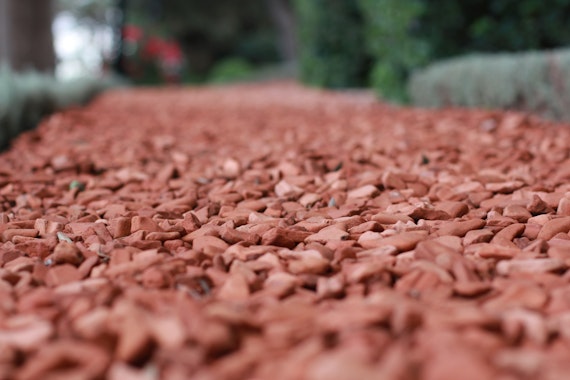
[408,48,570,120]
[208,57,254,83]
[358,0,429,102]
[293,0,370,88]
[0,66,122,149]
[418,0,570,58]
[293,0,570,104]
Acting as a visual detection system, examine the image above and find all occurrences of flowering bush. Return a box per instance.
[121,24,185,84]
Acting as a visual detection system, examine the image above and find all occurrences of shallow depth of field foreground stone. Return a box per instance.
[3,82,570,379]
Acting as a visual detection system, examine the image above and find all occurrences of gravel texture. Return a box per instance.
[2,82,570,379]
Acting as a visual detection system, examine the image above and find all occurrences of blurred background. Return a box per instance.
[2,0,570,148]
[2,0,568,89]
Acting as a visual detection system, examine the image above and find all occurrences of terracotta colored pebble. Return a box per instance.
[89,222,113,243]
[0,316,53,350]
[145,231,181,241]
[52,241,83,265]
[45,264,82,286]
[0,249,24,265]
[1,228,38,242]
[485,180,524,193]
[191,235,229,255]
[463,229,494,246]
[104,254,160,277]
[537,217,570,240]
[408,206,451,221]
[16,340,110,380]
[305,225,349,244]
[274,179,303,198]
[415,240,458,262]
[5,256,35,272]
[148,314,186,350]
[453,281,492,297]
[109,217,131,238]
[306,350,381,380]
[288,255,330,275]
[77,255,99,278]
[217,272,250,301]
[295,217,333,233]
[141,266,170,288]
[348,221,383,235]
[108,362,148,380]
[14,239,53,259]
[443,200,471,217]
[264,272,300,298]
[527,194,553,214]
[484,283,547,311]
[182,224,220,242]
[130,215,161,233]
[66,222,96,236]
[344,258,393,283]
[359,230,428,251]
[496,258,566,276]
[522,223,541,240]
[473,243,521,259]
[347,184,380,199]
[410,260,454,283]
[112,303,153,363]
[454,181,485,195]
[370,212,413,225]
[382,171,406,190]
[219,225,261,245]
[299,193,322,207]
[526,214,551,226]
[557,196,570,216]
[422,342,497,380]
[491,223,525,245]
[180,212,202,233]
[316,275,344,298]
[109,248,133,266]
[237,199,267,212]
[503,204,532,222]
[436,218,486,237]
[261,227,303,249]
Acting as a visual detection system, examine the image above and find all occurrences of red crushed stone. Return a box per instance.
[2,82,570,378]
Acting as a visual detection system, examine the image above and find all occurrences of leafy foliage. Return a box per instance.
[208,58,254,83]
[418,0,570,58]
[294,0,570,103]
[359,0,429,101]
[293,0,370,88]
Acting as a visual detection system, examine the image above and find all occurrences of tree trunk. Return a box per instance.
[0,0,55,73]
[113,0,128,75]
[0,0,11,66]
[266,0,297,62]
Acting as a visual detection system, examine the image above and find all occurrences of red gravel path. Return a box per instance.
[2,82,570,379]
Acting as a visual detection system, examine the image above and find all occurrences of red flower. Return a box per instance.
[123,25,143,43]
[142,37,166,59]
[159,41,183,65]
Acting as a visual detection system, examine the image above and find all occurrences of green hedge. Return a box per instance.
[358,0,429,102]
[294,0,570,103]
[293,0,370,88]
[418,0,570,59]
[407,48,570,120]
[0,66,122,149]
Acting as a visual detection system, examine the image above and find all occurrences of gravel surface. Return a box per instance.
[2,82,570,379]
